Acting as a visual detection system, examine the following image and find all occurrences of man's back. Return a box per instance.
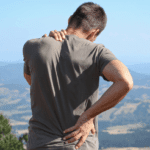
[23,34,117,150]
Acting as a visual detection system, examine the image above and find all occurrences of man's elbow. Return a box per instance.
[124,78,134,91]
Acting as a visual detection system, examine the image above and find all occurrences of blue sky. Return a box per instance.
[0,0,150,66]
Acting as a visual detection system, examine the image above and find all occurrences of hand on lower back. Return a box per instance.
[63,113,96,149]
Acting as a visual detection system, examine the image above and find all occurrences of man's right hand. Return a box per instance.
[42,29,67,42]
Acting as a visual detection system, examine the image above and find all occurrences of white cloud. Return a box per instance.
[9,119,28,126]
[114,102,141,115]
[109,82,113,86]
[135,98,141,101]
[0,86,29,98]
[135,94,150,101]
[103,128,134,135]
[147,105,150,113]
[133,85,150,89]
[101,84,107,87]
[0,97,21,107]
[125,96,131,99]
[143,100,150,103]
[141,94,149,100]
[0,88,19,97]
[25,88,30,91]
[7,98,21,104]
[16,129,29,135]
[13,90,19,93]
[98,87,109,99]
[0,96,12,106]
[99,87,109,93]
[17,104,29,109]
[26,98,31,102]
[19,91,29,97]
[102,123,147,135]
[0,109,31,117]
[98,94,102,99]
[21,115,32,120]
[98,108,117,121]
[0,87,9,95]
[147,130,150,132]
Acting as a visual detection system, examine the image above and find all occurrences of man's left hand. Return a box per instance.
[42,29,67,42]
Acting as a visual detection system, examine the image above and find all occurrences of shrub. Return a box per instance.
[0,113,26,150]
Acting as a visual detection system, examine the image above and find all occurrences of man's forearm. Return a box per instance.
[84,81,132,120]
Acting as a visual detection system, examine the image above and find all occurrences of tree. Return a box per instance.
[0,113,25,150]
[19,133,29,149]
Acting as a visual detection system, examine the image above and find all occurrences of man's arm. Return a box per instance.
[84,59,134,119]
[24,73,31,86]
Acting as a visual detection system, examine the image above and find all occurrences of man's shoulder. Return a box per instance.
[24,37,54,46]
[23,38,39,49]
[82,39,105,50]
[95,43,105,50]
[23,38,41,54]
[24,38,42,46]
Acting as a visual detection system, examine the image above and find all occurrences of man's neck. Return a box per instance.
[66,28,88,39]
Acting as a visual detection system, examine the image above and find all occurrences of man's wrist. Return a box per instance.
[82,110,95,121]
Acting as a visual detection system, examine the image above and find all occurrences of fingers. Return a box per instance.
[61,29,67,35]
[42,34,47,37]
[65,132,82,144]
[75,135,88,149]
[60,31,65,40]
[63,128,80,140]
[49,31,58,40]
[54,30,62,42]
[49,30,62,41]
[63,125,77,134]
[49,29,67,42]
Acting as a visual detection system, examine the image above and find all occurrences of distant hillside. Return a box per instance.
[0,62,28,85]
[0,62,150,148]
[127,63,150,75]
[0,62,150,86]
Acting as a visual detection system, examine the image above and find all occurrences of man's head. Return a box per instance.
[66,2,107,42]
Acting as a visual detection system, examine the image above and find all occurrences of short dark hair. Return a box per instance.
[67,2,107,36]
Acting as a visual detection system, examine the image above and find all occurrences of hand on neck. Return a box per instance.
[65,27,97,42]
[66,27,87,39]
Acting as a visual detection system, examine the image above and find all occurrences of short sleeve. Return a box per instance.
[23,41,31,75]
[97,45,118,81]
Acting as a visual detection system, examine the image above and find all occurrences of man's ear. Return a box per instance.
[93,29,100,37]
[68,15,72,24]
[86,29,98,42]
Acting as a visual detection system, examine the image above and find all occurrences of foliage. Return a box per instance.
[0,113,27,150]
[0,133,24,150]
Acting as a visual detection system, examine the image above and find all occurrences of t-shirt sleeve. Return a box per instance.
[23,41,31,75]
[23,59,31,75]
[97,45,118,81]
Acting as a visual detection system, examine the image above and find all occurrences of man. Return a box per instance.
[23,2,133,150]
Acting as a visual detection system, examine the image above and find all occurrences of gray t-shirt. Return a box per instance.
[23,34,117,150]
